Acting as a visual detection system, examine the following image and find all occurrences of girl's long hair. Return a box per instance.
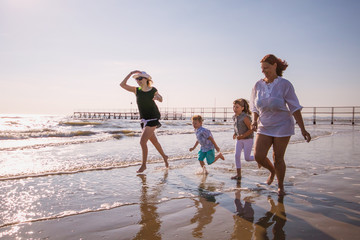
[233,98,251,115]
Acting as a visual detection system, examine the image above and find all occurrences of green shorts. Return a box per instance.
[198,149,215,165]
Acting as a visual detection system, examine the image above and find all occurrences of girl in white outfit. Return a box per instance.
[232,99,255,180]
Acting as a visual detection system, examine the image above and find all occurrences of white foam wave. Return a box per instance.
[0,129,98,140]
[0,195,192,229]
[59,121,104,126]
[0,136,114,152]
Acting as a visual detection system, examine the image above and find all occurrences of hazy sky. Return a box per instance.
[1,0,359,114]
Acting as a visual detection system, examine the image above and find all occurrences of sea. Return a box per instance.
[0,114,358,237]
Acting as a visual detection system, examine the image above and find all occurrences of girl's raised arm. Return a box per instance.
[120,70,141,94]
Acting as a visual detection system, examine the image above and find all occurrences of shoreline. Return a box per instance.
[3,168,358,240]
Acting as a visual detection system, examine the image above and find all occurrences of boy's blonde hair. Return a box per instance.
[191,115,203,122]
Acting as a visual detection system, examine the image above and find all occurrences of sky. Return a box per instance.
[1,0,360,114]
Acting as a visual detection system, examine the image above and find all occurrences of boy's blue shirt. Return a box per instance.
[195,126,214,152]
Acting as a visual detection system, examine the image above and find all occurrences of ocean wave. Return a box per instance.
[60,121,104,126]
[0,130,97,140]
[208,121,228,125]
[0,151,235,181]
[156,129,194,136]
[0,161,137,181]
[0,136,116,151]
[107,130,141,138]
[4,121,19,125]
[0,116,22,119]
[0,194,193,230]
[0,156,174,181]
[287,129,333,144]
[0,201,137,229]
[106,130,139,134]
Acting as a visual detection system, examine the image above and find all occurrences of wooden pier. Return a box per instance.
[301,106,360,125]
[73,111,140,120]
[72,110,186,121]
[73,106,360,125]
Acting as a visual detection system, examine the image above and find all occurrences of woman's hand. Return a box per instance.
[251,121,258,131]
[302,130,311,143]
[153,92,163,102]
[233,133,237,140]
[153,94,161,101]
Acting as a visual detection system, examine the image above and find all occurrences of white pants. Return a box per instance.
[235,138,254,169]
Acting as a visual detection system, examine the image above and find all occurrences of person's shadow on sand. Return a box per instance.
[133,170,168,240]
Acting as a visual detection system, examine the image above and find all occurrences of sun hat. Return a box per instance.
[132,71,152,80]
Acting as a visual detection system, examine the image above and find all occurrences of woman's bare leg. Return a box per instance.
[272,136,291,195]
[138,126,157,173]
[149,133,169,168]
[254,134,276,185]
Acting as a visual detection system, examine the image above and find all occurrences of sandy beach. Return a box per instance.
[1,127,359,240]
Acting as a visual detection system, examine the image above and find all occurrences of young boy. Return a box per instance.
[189,115,225,173]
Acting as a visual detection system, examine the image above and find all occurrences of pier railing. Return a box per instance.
[73,106,360,125]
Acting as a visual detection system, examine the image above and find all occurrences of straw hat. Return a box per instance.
[132,71,152,80]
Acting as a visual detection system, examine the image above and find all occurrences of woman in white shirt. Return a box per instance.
[250,54,311,196]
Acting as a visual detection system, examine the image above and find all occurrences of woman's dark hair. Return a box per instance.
[233,98,251,115]
[261,54,288,76]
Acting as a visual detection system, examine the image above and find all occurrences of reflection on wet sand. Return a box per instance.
[132,170,287,240]
[191,174,220,238]
[133,170,168,240]
[232,182,255,239]
[230,181,287,240]
[255,195,286,240]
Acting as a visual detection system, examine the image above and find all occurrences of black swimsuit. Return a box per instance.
[136,87,161,128]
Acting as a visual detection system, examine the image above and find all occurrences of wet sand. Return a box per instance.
[1,129,360,239]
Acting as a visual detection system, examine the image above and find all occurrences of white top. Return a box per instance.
[250,77,302,137]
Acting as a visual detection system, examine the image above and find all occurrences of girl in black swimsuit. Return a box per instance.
[120,70,169,173]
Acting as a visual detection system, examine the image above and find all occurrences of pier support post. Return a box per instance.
[313,107,316,125]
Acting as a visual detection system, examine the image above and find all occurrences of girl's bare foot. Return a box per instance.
[278,188,286,196]
[231,175,241,180]
[163,155,169,168]
[266,171,275,185]
[137,165,147,173]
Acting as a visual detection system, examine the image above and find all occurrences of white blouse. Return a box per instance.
[250,77,302,137]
